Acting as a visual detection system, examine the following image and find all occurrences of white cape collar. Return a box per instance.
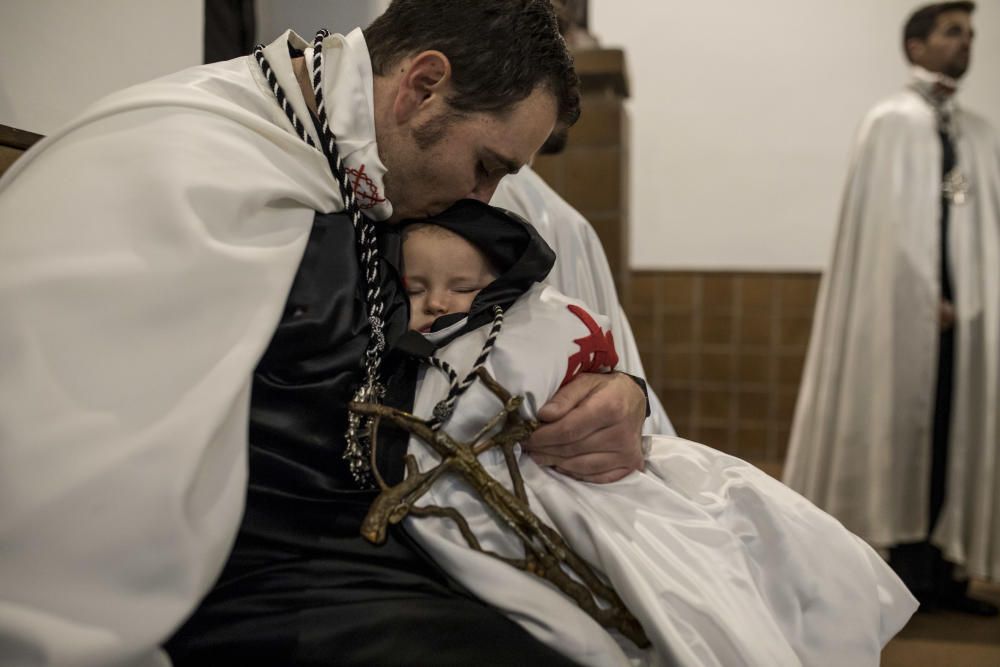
[907,65,960,116]
[260,28,393,220]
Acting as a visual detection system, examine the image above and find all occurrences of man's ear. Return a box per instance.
[906,37,926,64]
[393,50,452,123]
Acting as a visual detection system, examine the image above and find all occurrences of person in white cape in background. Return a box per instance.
[493,167,675,437]
[784,1,999,614]
[396,213,916,667]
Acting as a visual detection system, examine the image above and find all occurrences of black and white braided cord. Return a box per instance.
[252,47,316,149]
[425,306,505,431]
[254,31,386,488]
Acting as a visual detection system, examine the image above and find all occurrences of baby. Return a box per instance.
[401,222,499,333]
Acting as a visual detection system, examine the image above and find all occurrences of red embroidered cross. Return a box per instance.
[345,164,387,210]
[560,305,619,388]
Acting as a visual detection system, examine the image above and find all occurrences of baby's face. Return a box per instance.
[403,226,497,333]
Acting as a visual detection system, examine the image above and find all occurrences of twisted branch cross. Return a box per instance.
[349,368,650,648]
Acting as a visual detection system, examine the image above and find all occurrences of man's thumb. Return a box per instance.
[537,396,570,422]
[536,373,597,422]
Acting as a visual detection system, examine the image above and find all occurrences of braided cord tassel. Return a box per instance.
[426,306,505,430]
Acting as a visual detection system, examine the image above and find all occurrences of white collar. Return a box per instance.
[261,28,393,221]
[908,65,960,113]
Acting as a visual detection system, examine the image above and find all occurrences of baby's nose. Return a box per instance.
[426,293,450,313]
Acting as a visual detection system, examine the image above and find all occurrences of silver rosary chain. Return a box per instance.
[907,82,970,206]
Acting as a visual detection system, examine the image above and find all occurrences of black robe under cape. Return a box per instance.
[166,202,581,666]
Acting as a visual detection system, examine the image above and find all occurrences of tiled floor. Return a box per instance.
[881,580,1000,666]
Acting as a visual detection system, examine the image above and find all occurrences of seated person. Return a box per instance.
[384,201,918,667]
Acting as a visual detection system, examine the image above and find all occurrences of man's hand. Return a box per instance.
[524,372,646,483]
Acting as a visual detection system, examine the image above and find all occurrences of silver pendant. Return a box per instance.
[344,381,385,488]
[943,167,969,206]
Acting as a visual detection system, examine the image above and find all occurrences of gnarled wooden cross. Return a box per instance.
[349,368,650,648]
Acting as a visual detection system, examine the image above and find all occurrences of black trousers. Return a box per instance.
[165,522,584,667]
[888,325,966,601]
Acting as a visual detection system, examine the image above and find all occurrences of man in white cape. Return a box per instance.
[783,1,999,613]
[0,2,654,665]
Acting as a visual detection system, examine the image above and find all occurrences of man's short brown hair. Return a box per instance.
[364,0,580,130]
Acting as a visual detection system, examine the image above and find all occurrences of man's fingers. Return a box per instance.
[563,467,634,484]
[526,422,621,457]
[532,449,637,480]
[535,372,604,422]
[529,435,644,477]
[527,373,632,449]
[526,372,647,484]
[526,404,606,450]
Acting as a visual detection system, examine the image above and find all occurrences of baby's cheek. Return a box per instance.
[406,296,418,329]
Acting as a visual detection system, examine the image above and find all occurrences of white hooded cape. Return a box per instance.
[492,169,675,436]
[404,285,916,667]
[782,84,1000,580]
[0,29,390,667]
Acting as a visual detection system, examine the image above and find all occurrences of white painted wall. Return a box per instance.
[0,0,391,136]
[3,0,994,273]
[0,0,203,136]
[591,0,1000,271]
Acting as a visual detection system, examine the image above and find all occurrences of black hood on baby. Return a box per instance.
[386,199,556,352]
